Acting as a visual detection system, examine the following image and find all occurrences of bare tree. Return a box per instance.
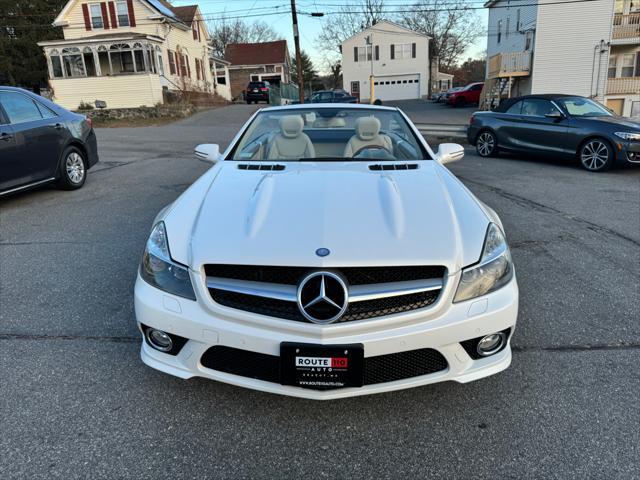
[209,17,281,58]
[316,0,385,62]
[396,0,483,71]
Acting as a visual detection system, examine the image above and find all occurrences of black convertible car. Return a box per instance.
[467,94,640,172]
[0,86,98,196]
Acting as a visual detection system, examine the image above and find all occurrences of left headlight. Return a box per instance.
[140,222,196,300]
[453,223,514,303]
[614,131,640,141]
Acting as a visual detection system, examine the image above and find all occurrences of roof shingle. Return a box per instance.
[225,40,288,66]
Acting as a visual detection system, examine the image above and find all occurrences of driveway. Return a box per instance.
[1,105,639,479]
[387,99,476,125]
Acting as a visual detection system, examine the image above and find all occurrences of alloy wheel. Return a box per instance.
[66,152,85,184]
[581,140,610,171]
[477,132,495,157]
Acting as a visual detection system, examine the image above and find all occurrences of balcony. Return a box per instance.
[487,51,532,79]
[606,76,640,94]
[612,13,640,40]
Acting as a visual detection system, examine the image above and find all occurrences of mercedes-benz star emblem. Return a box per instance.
[297,272,348,324]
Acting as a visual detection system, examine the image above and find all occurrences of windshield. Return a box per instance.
[229,108,430,162]
[558,97,612,117]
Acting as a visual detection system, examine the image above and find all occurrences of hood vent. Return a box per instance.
[238,164,285,171]
[369,163,419,171]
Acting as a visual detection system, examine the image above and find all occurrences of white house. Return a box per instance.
[38,0,216,110]
[341,21,431,102]
[484,0,640,117]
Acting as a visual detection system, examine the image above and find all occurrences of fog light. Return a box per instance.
[477,332,506,357]
[146,328,173,352]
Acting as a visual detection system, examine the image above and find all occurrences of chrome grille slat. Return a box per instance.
[205,265,446,323]
[206,276,443,304]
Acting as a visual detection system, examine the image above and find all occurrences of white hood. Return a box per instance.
[163,161,490,274]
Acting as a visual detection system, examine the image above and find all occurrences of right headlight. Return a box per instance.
[140,221,196,300]
[453,223,514,303]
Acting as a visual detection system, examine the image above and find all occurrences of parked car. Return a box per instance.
[447,82,484,107]
[245,81,271,104]
[438,86,463,104]
[306,89,358,104]
[135,104,518,399]
[468,94,640,172]
[0,86,98,197]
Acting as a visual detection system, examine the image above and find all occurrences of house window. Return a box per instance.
[621,53,635,77]
[83,47,97,76]
[60,47,86,77]
[525,31,533,50]
[497,20,502,43]
[265,65,275,73]
[516,9,521,31]
[196,58,202,80]
[50,55,64,78]
[355,46,371,62]
[631,101,640,117]
[608,55,618,78]
[116,1,129,27]
[90,3,104,29]
[506,17,510,38]
[192,22,200,41]
[392,43,412,59]
[168,51,176,75]
[156,48,164,75]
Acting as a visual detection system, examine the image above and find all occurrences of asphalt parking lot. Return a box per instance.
[1,104,639,479]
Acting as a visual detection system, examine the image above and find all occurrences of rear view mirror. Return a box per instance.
[436,143,465,165]
[194,144,223,163]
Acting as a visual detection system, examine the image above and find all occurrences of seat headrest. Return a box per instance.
[279,115,304,138]
[355,116,381,141]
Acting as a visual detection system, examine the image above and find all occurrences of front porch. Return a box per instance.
[39,33,168,109]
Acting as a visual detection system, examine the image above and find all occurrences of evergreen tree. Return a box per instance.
[291,50,318,88]
[0,1,67,89]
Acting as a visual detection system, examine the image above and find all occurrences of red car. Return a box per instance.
[447,82,484,107]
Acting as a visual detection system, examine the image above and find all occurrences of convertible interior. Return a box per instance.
[232,111,428,161]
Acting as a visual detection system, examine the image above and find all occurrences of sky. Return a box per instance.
[173,0,489,73]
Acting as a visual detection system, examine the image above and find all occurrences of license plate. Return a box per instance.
[280,343,364,390]
[253,89,258,92]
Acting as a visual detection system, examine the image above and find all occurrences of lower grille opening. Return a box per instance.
[200,346,448,387]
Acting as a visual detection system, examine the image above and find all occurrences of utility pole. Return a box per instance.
[291,0,305,103]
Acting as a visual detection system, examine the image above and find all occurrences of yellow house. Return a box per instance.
[38,0,216,110]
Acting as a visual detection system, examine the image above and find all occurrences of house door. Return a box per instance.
[350,81,360,101]
[606,99,624,115]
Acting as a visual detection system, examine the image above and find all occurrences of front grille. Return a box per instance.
[205,265,446,286]
[209,288,441,323]
[206,264,445,323]
[200,346,448,387]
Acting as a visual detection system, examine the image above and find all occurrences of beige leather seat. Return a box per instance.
[343,116,393,157]
[267,115,316,160]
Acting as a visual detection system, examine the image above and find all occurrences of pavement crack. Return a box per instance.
[513,342,640,353]
[459,176,640,247]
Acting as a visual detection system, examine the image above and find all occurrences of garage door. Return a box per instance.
[374,74,420,101]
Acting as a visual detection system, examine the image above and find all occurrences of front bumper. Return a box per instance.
[134,270,518,400]
[616,140,640,164]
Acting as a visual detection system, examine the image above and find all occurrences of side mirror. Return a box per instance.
[194,144,223,163]
[436,143,465,165]
[545,111,564,121]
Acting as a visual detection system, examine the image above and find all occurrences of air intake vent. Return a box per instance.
[238,164,285,171]
[369,163,419,171]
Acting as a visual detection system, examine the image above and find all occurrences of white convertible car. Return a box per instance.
[134,104,518,399]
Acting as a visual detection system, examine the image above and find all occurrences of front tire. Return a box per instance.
[476,130,498,157]
[57,146,86,190]
[579,138,613,172]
